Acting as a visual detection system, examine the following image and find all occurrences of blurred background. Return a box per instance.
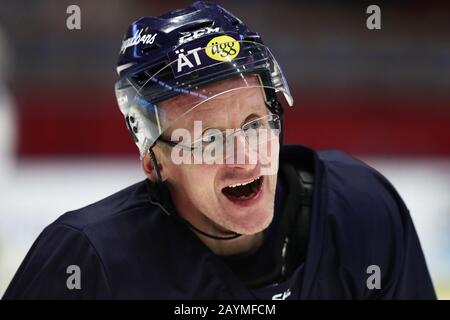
[0,0,449,299]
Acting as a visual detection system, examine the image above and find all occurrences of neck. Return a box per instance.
[197,229,264,256]
[167,184,264,256]
[181,210,265,256]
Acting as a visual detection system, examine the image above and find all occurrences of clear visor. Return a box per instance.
[115,40,293,158]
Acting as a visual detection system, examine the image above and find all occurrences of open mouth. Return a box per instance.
[221,176,263,201]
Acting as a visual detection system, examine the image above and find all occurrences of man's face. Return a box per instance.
[154,76,280,236]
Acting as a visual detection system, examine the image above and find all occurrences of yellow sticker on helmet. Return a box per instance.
[205,35,240,62]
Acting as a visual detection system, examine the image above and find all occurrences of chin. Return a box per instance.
[223,208,274,235]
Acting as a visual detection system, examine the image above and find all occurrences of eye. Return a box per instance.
[202,134,216,143]
[246,119,262,130]
[194,129,224,149]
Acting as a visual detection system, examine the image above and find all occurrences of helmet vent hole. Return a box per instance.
[131,72,150,87]
[141,44,160,56]
[176,20,214,34]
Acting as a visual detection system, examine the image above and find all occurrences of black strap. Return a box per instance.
[146,179,242,240]
[284,168,313,277]
[244,162,313,288]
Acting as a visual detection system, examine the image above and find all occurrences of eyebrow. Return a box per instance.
[241,113,263,126]
[195,112,265,135]
[195,102,267,125]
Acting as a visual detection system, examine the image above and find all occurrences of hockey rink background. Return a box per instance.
[0,1,449,299]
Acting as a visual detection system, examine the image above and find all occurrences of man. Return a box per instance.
[3,1,435,299]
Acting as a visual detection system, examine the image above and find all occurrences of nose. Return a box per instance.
[223,131,259,168]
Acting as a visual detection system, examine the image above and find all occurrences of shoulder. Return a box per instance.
[44,178,174,267]
[282,145,408,245]
[46,178,176,260]
[317,149,407,218]
[281,145,408,249]
[2,222,112,299]
[316,149,411,274]
[3,179,172,299]
[52,179,159,232]
[281,145,404,211]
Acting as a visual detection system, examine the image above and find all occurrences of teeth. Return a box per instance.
[227,176,260,189]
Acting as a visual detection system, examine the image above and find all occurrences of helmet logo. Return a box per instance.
[175,47,203,73]
[205,35,240,62]
[120,29,157,54]
[178,26,221,45]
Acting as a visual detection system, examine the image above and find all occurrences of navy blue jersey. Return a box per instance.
[2,145,436,299]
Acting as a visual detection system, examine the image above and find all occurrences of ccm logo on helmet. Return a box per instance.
[178,26,221,44]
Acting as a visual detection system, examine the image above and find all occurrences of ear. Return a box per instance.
[142,149,166,182]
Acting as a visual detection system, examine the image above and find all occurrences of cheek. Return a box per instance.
[258,139,280,177]
[169,164,220,206]
[188,168,215,195]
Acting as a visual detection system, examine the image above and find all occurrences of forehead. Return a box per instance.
[158,75,267,123]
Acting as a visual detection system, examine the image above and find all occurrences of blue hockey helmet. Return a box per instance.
[115,1,293,158]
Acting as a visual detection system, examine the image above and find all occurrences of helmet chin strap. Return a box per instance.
[148,148,162,182]
[148,147,242,241]
[182,220,242,240]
